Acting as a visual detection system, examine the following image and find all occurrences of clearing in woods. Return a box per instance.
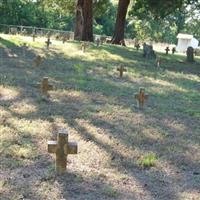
[0,34,200,200]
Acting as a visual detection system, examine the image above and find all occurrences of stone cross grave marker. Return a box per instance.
[33,55,42,67]
[187,46,194,62]
[135,87,148,109]
[96,38,100,47]
[135,43,140,50]
[156,56,161,68]
[32,34,36,42]
[45,38,52,50]
[22,43,27,58]
[117,65,127,78]
[172,47,176,54]
[48,129,78,174]
[41,77,53,97]
[165,47,170,55]
[81,42,88,53]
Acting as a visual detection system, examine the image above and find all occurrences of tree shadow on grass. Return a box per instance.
[1,40,200,199]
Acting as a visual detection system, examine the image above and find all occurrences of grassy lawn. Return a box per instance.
[0,34,200,200]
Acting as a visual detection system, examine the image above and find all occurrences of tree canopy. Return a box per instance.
[0,0,199,43]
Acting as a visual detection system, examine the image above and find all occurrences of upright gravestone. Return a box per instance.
[135,88,148,110]
[32,34,36,42]
[172,47,176,54]
[48,129,78,174]
[187,46,194,62]
[156,57,161,68]
[41,77,53,97]
[165,47,170,55]
[117,65,127,78]
[22,43,27,58]
[96,38,100,47]
[135,43,140,51]
[45,38,52,50]
[143,43,156,59]
[81,42,88,53]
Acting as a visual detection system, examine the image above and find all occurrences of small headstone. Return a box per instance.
[156,56,161,68]
[165,47,170,55]
[135,88,148,110]
[32,34,36,42]
[22,43,27,58]
[117,65,127,78]
[48,129,78,174]
[96,38,100,47]
[45,38,52,50]
[41,77,53,97]
[81,42,88,53]
[143,43,156,59]
[135,43,140,50]
[172,47,176,54]
[9,27,18,35]
[186,46,194,62]
[33,55,43,67]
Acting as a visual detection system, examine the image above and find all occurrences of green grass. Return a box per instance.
[138,153,157,168]
[0,33,200,200]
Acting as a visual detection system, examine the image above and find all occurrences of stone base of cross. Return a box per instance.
[48,129,78,174]
[135,87,148,110]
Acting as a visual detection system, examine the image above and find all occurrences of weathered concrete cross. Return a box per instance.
[32,34,36,42]
[135,87,148,109]
[135,43,140,50]
[81,42,88,52]
[45,38,52,49]
[165,47,170,55]
[117,65,127,78]
[48,129,78,174]
[41,77,53,96]
[172,47,176,54]
[22,43,27,58]
[156,56,161,68]
[96,38,100,47]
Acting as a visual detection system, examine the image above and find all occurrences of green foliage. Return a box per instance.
[138,153,157,168]
[0,0,199,42]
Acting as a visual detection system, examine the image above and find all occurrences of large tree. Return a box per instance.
[111,0,199,45]
[111,0,130,45]
[74,0,93,41]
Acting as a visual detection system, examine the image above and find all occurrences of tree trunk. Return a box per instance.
[74,0,93,42]
[74,0,84,41]
[111,0,130,45]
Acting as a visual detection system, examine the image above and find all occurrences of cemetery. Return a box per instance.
[0,1,200,200]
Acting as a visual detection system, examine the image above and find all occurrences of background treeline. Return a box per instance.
[0,0,199,43]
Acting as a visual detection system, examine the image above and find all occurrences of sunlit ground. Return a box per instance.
[0,34,200,200]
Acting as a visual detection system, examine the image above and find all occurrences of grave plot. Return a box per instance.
[0,34,200,200]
